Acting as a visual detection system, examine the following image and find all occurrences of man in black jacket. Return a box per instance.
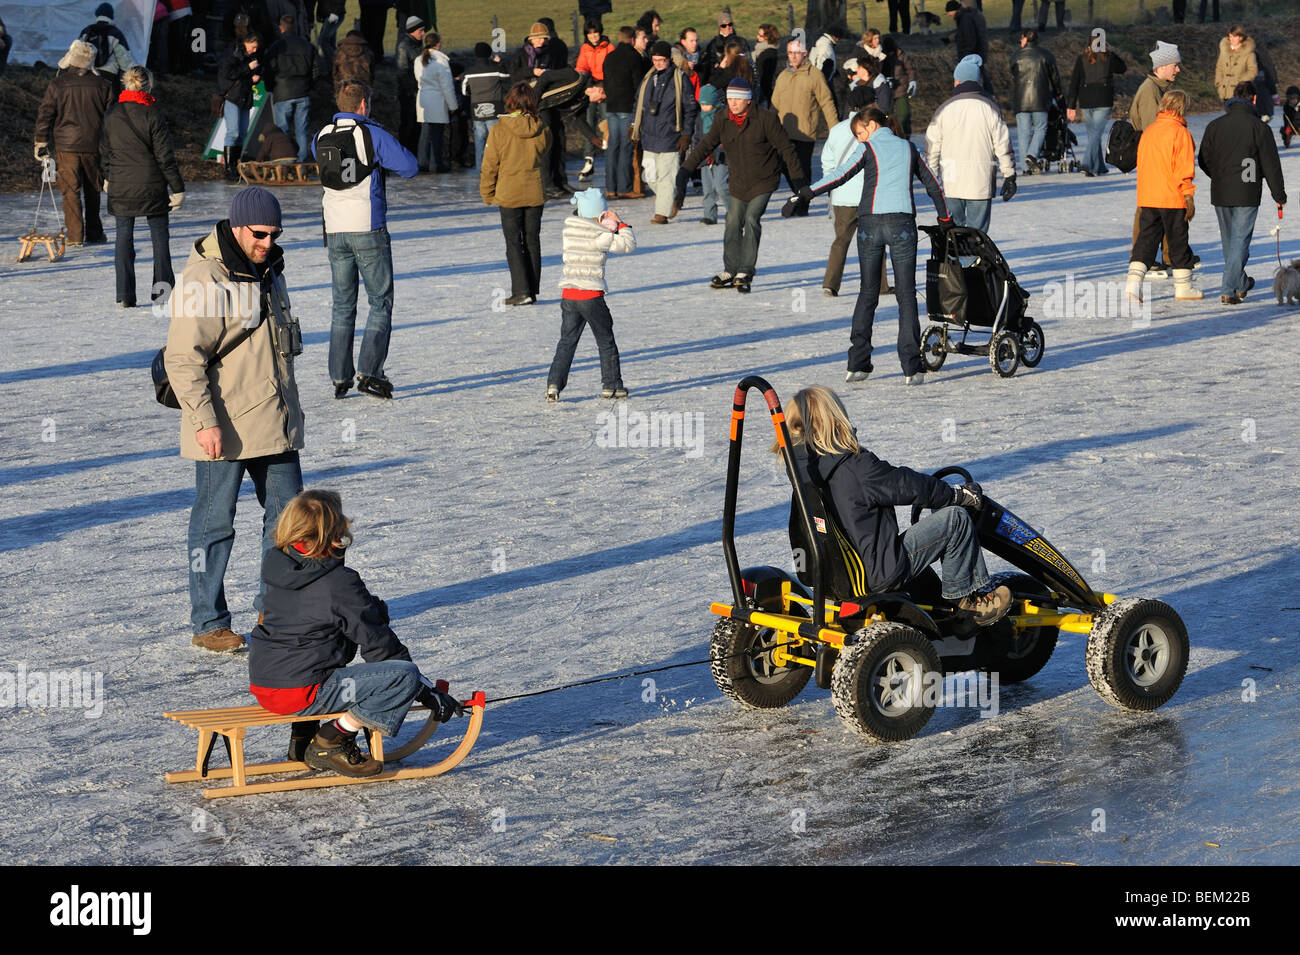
[217,32,263,179]
[33,39,112,245]
[1010,30,1060,174]
[1198,81,1288,305]
[266,14,315,161]
[394,15,425,154]
[601,26,648,197]
[945,1,991,95]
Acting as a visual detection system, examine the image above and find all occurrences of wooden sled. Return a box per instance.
[163,691,486,799]
[17,229,65,263]
[238,160,320,186]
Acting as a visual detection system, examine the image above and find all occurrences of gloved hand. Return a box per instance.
[676,133,691,153]
[907,80,917,98]
[937,215,954,234]
[1184,194,1195,222]
[780,189,812,218]
[34,142,49,161]
[327,13,339,24]
[417,683,465,722]
[1000,175,1017,202]
[673,166,689,208]
[169,191,185,211]
[951,482,983,509]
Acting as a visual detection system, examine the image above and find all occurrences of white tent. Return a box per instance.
[2,0,153,68]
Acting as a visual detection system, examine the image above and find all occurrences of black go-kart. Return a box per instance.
[707,377,1190,741]
[919,224,1045,378]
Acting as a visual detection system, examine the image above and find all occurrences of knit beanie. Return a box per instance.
[954,54,983,84]
[1149,41,1181,69]
[726,76,752,100]
[652,40,673,60]
[59,39,96,71]
[528,22,548,40]
[475,41,492,59]
[571,187,607,219]
[229,187,282,228]
[945,1,961,11]
[96,2,114,18]
[405,16,425,32]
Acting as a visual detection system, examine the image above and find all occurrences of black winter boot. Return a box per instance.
[224,146,241,182]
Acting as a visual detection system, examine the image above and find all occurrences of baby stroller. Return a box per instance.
[1038,100,1081,173]
[918,224,1044,378]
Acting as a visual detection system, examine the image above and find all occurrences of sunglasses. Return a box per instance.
[247,228,282,241]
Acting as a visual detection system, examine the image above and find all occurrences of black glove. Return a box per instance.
[952,482,983,509]
[780,186,814,218]
[1000,175,1017,202]
[673,167,689,207]
[937,215,954,234]
[676,133,691,153]
[417,684,465,722]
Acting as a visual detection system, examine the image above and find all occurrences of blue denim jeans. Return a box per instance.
[606,112,633,195]
[418,122,448,172]
[272,96,311,162]
[189,450,303,635]
[547,295,623,391]
[901,506,990,601]
[1214,204,1259,297]
[700,161,729,221]
[114,214,173,306]
[947,197,992,234]
[296,660,423,737]
[222,98,249,149]
[473,118,497,170]
[723,191,772,276]
[1080,106,1110,174]
[851,213,920,375]
[327,228,395,383]
[1016,111,1048,168]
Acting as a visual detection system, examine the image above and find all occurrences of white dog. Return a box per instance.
[1274,259,1300,305]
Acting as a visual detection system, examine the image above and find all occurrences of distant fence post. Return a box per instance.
[787,4,795,36]
[858,1,867,33]
[572,10,580,52]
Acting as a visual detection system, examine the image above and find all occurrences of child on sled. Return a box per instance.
[248,490,462,778]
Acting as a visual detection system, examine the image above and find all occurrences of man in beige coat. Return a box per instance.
[771,38,838,190]
[164,187,306,652]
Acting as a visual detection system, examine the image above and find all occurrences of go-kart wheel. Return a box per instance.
[921,323,948,372]
[987,572,1059,684]
[831,621,941,741]
[989,330,1020,378]
[710,608,812,709]
[1085,598,1189,710]
[1019,320,1045,368]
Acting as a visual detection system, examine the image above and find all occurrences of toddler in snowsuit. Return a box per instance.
[248,489,462,778]
[546,187,636,401]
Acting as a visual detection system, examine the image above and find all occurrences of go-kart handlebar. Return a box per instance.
[910,466,975,526]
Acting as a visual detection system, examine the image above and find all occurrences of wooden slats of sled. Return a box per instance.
[163,692,485,799]
[17,230,65,262]
[238,160,320,186]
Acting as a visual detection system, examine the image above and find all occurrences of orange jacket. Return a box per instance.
[576,38,614,81]
[1136,111,1196,209]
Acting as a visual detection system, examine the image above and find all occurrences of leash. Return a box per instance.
[483,649,753,705]
[1276,206,1285,269]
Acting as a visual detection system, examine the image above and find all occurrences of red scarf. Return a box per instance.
[118,90,156,107]
[727,108,748,128]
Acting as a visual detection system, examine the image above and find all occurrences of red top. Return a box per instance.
[250,683,319,714]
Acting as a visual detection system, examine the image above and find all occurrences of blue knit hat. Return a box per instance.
[95,3,114,18]
[726,76,753,100]
[229,187,282,228]
[571,187,607,219]
[954,54,983,84]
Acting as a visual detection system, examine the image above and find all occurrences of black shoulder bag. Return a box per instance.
[151,325,259,410]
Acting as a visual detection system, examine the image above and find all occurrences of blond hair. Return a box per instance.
[123,66,152,92]
[1158,89,1188,117]
[773,386,862,455]
[274,489,353,558]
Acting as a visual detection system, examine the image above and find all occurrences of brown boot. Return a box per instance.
[304,724,383,778]
[191,628,245,652]
[957,586,1013,627]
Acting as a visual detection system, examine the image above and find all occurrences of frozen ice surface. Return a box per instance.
[0,114,1296,864]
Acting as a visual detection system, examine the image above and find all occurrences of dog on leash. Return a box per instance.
[1274,258,1300,305]
[914,5,942,33]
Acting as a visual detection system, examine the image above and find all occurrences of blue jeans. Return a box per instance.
[222,98,249,149]
[547,295,623,391]
[473,118,497,170]
[850,213,920,375]
[296,660,423,737]
[700,161,729,221]
[328,229,395,383]
[1016,111,1048,167]
[723,191,773,276]
[1214,204,1259,297]
[114,214,173,306]
[418,122,448,172]
[947,197,991,234]
[189,451,303,635]
[272,96,311,162]
[901,506,990,601]
[606,112,633,195]
[1081,106,1110,174]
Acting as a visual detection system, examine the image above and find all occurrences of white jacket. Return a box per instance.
[414,49,458,124]
[559,215,636,292]
[925,86,1015,200]
[810,33,836,75]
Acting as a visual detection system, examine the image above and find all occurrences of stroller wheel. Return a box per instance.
[989,331,1020,378]
[921,324,948,372]
[1019,321,1045,368]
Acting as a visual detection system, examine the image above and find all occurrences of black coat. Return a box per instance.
[265,31,315,101]
[100,99,183,217]
[953,8,988,61]
[1066,51,1126,110]
[602,41,649,113]
[1010,44,1061,113]
[249,547,412,690]
[34,68,112,153]
[797,446,956,594]
[218,43,260,109]
[682,106,804,201]
[1198,100,1287,208]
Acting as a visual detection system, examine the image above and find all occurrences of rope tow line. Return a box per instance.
[482,649,753,705]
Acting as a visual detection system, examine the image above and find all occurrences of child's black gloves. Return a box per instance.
[417,684,465,721]
[951,482,983,509]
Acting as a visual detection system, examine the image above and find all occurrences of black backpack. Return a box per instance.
[314,120,376,190]
[1106,119,1140,173]
[79,23,125,69]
